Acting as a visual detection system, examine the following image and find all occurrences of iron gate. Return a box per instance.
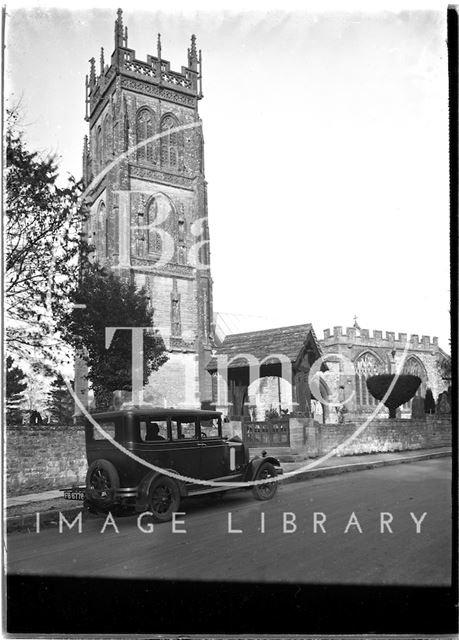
[242,419,290,447]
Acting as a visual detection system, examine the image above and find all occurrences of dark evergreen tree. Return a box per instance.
[437,355,451,383]
[6,356,27,424]
[47,374,75,425]
[59,261,168,409]
[424,388,436,414]
[366,374,421,419]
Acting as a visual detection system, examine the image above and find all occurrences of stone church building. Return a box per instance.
[211,314,450,423]
[76,10,213,411]
[319,320,449,421]
[77,10,449,421]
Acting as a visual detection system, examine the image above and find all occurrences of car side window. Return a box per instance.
[93,420,116,441]
[140,419,168,442]
[199,418,220,439]
[170,420,197,440]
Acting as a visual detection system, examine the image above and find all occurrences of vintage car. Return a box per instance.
[64,408,283,522]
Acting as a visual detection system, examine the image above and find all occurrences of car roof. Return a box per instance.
[88,407,222,421]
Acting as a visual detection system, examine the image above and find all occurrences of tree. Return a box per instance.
[59,261,168,409]
[47,374,75,425]
[6,356,27,424]
[366,374,421,419]
[437,354,451,383]
[22,360,54,415]
[424,388,436,415]
[6,109,84,361]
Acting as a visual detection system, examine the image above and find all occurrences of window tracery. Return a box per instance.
[354,352,385,407]
[160,114,180,168]
[402,357,427,397]
[136,108,154,163]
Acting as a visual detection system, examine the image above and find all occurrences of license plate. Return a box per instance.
[63,490,85,500]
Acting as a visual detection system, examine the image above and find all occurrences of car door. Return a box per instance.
[198,418,232,480]
[166,419,202,480]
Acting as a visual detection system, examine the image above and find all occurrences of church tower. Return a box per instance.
[78,9,214,409]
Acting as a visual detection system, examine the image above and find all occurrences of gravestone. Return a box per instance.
[411,396,425,419]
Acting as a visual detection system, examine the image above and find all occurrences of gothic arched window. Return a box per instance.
[354,351,385,407]
[402,357,427,397]
[160,115,180,168]
[136,108,154,163]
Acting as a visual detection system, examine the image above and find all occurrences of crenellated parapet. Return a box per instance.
[322,327,440,351]
[85,8,203,122]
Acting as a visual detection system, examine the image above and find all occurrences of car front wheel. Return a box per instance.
[148,476,181,523]
[252,462,279,501]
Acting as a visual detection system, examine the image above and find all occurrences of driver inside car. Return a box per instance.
[145,422,165,441]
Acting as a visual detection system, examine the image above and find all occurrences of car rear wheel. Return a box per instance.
[86,459,120,510]
[149,476,181,523]
[252,462,279,501]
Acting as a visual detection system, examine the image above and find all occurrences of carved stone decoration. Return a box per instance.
[146,197,163,253]
[121,77,196,107]
[178,245,187,265]
[202,287,209,340]
[133,193,147,256]
[178,207,186,242]
[145,275,154,312]
[129,164,194,189]
[170,279,181,338]
[130,261,195,279]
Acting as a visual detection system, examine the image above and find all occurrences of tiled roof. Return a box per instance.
[213,311,286,344]
[207,323,321,370]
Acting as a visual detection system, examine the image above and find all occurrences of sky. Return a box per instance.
[6,3,451,350]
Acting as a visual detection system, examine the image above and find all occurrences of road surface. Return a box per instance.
[7,458,452,585]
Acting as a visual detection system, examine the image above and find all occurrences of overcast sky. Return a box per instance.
[6,4,451,350]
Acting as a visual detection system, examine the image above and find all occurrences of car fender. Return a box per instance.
[136,469,186,508]
[243,455,281,482]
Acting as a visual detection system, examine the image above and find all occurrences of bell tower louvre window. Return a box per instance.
[160,115,180,168]
[136,108,154,164]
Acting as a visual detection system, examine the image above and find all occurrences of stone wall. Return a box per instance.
[6,426,87,497]
[7,416,452,496]
[306,416,452,457]
[145,352,201,408]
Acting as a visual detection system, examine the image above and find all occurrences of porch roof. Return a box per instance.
[206,323,322,371]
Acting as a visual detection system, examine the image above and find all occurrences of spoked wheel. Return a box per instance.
[252,462,279,501]
[86,459,119,510]
[149,476,181,523]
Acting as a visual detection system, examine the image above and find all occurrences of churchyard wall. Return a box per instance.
[6,415,451,496]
